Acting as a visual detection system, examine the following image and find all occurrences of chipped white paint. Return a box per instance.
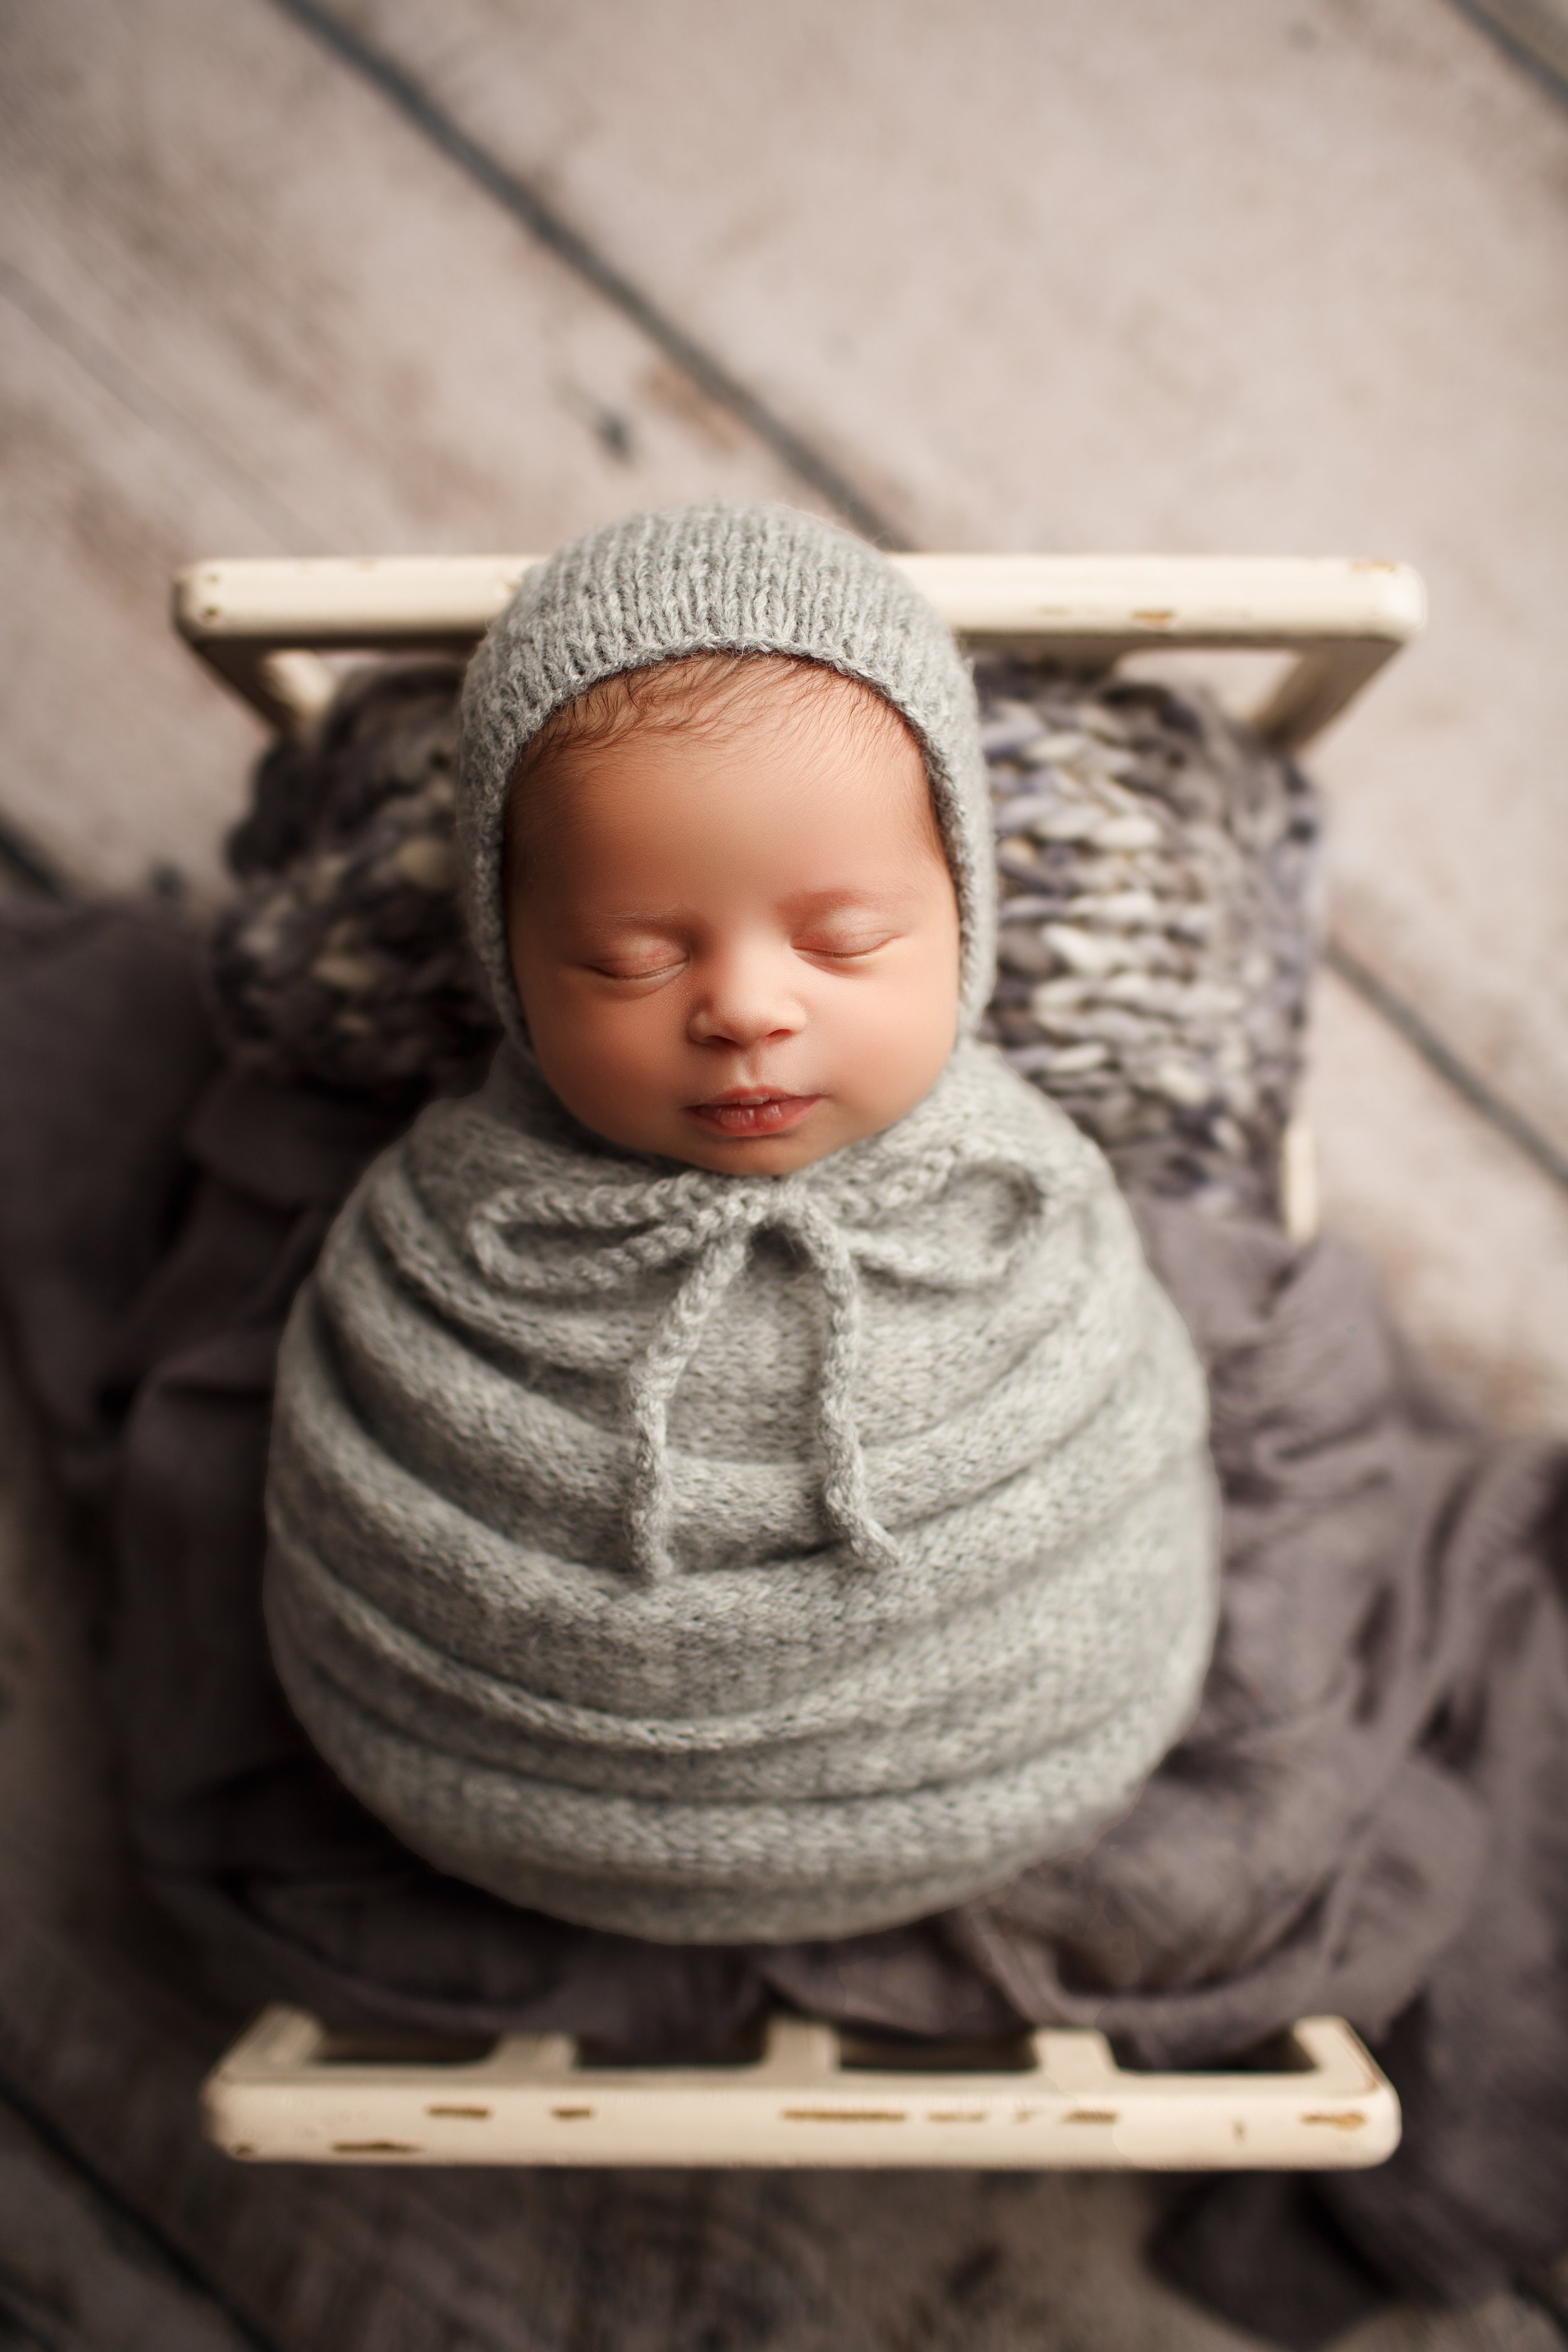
[204,2009,1399,2171]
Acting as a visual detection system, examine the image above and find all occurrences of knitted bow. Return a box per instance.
[623,1182,895,1582]
[467,1144,1049,1584]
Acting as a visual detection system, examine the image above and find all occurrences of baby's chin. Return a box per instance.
[665,1127,846,1176]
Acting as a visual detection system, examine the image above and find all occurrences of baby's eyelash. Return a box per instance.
[796,934,894,960]
[591,953,687,980]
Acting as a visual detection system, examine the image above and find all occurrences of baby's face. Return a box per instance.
[507,667,961,1174]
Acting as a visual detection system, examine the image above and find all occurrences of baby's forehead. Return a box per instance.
[506,650,935,859]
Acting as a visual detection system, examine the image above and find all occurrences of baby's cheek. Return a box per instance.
[842,972,955,1111]
[573,990,682,1096]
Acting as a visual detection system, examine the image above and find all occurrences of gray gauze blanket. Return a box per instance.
[264,1032,1215,1942]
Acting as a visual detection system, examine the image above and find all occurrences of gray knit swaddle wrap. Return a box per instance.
[265,504,1218,1942]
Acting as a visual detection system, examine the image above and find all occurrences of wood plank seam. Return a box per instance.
[0,2065,273,2349]
[1442,0,1568,109]
[260,0,908,549]
[1325,938,1568,1200]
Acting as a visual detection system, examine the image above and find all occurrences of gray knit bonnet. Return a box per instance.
[457,502,995,1041]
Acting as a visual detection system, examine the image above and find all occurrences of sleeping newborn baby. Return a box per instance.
[264,502,1217,1943]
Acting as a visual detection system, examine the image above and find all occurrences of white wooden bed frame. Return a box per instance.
[175,549,1423,750]
[206,2010,1401,2170]
[179,545,1422,2170]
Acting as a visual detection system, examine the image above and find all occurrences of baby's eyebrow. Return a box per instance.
[585,904,692,931]
[780,886,916,920]
[572,887,916,937]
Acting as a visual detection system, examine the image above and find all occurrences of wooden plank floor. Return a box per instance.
[3,1,1568,2340]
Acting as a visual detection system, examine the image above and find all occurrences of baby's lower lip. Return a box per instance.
[687,1093,822,1138]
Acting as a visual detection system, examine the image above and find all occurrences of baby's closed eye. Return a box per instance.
[583,933,689,982]
[793,918,902,961]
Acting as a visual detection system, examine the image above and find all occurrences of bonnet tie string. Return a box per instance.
[624,1187,898,1584]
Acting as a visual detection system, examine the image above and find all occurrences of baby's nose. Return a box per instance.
[686,947,805,1048]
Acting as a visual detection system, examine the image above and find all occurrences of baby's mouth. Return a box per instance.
[687,1088,822,1138]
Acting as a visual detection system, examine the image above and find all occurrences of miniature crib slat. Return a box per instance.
[202,2010,1400,2170]
[173,550,1425,747]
